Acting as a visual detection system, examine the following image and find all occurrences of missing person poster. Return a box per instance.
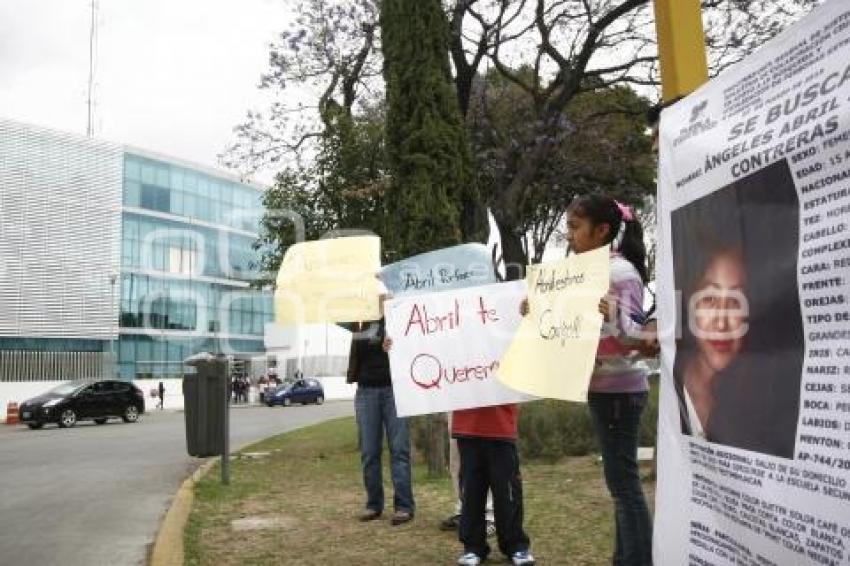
[655,3,850,565]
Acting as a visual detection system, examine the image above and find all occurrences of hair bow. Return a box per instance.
[615,201,634,222]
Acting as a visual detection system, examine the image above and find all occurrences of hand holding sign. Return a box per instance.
[599,293,618,322]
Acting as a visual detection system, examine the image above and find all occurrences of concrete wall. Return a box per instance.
[265,323,353,379]
[317,376,357,401]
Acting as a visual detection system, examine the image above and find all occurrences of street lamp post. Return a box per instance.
[109,272,119,377]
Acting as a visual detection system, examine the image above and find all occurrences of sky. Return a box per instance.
[0,0,292,184]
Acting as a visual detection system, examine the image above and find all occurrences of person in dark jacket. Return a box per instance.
[348,310,415,526]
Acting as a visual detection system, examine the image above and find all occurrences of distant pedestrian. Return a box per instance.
[242,377,251,403]
[237,378,246,404]
[157,381,165,410]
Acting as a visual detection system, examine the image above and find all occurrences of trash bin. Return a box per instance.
[183,352,228,457]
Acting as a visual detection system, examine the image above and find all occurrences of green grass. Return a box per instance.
[184,417,655,565]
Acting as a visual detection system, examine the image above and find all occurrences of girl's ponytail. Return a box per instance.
[618,217,649,284]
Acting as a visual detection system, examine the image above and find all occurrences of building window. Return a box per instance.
[169,247,198,276]
[125,158,141,181]
[124,181,141,207]
[140,184,170,213]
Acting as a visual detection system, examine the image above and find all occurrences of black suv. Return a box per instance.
[19,380,146,429]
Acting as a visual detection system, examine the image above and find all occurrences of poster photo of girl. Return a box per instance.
[671,159,804,459]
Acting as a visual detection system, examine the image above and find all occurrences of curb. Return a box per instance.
[149,458,218,566]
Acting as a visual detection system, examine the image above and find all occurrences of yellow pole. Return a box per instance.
[653,0,709,101]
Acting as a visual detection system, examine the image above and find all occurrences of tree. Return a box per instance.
[468,68,656,263]
[253,106,389,285]
[448,0,821,276]
[221,0,382,177]
[229,0,819,273]
[381,0,476,476]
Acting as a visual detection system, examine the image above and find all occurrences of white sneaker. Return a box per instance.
[511,550,535,565]
[457,551,483,565]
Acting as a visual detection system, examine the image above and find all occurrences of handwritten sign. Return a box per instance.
[384,281,535,417]
[497,247,609,401]
[379,243,496,296]
[274,236,382,324]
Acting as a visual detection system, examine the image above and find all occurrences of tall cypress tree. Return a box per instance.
[381,0,473,476]
[380,0,472,259]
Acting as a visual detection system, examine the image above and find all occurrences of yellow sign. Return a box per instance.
[497,247,610,401]
[653,0,708,102]
[274,236,382,324]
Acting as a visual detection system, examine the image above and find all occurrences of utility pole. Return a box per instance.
[87,0,97,136]
[109,272,118,377]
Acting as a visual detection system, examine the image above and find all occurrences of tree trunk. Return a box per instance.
[495,220,528,281]
[427,412,448,476]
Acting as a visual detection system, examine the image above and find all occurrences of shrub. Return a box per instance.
[518,400,596,461]
[407,374,659,464]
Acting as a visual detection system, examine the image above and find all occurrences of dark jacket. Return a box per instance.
[346,319,392,388]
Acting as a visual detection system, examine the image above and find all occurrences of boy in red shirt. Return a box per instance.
[452,404,534,566]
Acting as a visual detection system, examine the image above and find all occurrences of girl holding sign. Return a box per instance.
[568,194,653,566]
[520,194,654,564]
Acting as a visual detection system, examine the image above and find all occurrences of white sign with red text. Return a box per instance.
[384,281,536,417]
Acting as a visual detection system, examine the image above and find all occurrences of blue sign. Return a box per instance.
[379,243,497,296]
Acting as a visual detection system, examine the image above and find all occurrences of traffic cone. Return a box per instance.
[6,402,20,425]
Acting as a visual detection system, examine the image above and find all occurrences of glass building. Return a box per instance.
[0,118,273,385]
[117,151,273,380]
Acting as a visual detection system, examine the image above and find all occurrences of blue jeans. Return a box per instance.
[355,386,414,514]
[588,391,653,566]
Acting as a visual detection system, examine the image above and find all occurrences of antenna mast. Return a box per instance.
[86,0,97,136]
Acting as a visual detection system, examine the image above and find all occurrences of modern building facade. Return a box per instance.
[0,118,273,392]
[117,150,271,379]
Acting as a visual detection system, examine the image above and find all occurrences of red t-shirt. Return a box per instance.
[451,404,518,441]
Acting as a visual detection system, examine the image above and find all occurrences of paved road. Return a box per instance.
[0,401,354,566]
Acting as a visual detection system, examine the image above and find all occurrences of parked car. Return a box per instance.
[265,378,324,407]
[19,379,146,429]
